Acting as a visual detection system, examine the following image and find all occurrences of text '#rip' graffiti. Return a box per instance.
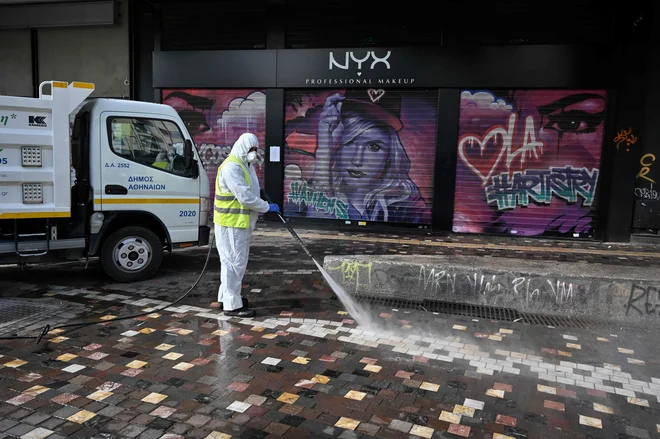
[485,166,599,210]
[288,181,349,220]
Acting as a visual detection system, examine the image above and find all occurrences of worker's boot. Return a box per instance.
[210,297,248,311]
[224,307,255,318]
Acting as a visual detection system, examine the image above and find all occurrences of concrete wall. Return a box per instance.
[38,0,129,98]
[323,254,660,324]
[1,0,129,99]
[0,29,33,97]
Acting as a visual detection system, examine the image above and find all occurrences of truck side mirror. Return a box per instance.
[184,140,194,168]
[183,139,199,179]
[190,160,199,179]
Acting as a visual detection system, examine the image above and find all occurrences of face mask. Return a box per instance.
[247,151,257,163]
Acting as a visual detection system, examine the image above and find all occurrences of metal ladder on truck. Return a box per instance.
[13,219,51,257]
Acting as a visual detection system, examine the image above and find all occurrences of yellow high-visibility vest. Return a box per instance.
[213,155,251,228]
[152,161,168,170]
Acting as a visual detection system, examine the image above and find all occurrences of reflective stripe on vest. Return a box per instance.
[213,155,251,228]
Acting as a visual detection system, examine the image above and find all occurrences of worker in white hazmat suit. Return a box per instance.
[211,133,280,317]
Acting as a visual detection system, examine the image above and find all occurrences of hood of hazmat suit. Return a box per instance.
[214,133,270,311]
[229,132,258,163]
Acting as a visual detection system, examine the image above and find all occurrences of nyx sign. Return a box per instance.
[301,49,415,86]
[329,50,392,76]
[29,116,47,127]
[276,47,427,88]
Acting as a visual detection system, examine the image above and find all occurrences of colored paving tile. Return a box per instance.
[335,417,360,430]
[544,400,565,411]
[496,414,517,427]
[447,424,471,437]
[66,410,96,424]
[579,415,603,429]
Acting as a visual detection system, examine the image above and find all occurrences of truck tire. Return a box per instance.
[101,226,163,282]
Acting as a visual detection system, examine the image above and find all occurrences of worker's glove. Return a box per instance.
[267,203,281,213]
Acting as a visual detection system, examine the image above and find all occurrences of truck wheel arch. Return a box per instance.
[90,211,171,256]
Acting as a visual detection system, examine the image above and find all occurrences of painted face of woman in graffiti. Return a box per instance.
[337,123,391,187]
[522,91,607,167]
[307,92,430,223]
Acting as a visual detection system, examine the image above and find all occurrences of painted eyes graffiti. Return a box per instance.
[162,91,215,136]
[178,109,211,135]
[542,110,604,135]
[342,141,384,152]
[536,92,606,137]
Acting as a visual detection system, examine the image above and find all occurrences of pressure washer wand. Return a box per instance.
[263,192,315,261]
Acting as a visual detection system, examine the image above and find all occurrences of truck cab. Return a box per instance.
[0,81,211,282]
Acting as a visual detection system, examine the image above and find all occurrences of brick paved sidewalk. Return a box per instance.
[0,287,659,439]
[1,224,660,438]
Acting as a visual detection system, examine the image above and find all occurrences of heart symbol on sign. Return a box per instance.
[357,72,362,76]
[367,89,385,103]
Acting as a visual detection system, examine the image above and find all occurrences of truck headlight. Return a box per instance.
[200,197,210,226]
[200,197,210,212]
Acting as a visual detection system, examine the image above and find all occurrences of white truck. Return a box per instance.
[0,81,211,282]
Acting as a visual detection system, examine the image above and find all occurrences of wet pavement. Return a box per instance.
[0,224,660,438]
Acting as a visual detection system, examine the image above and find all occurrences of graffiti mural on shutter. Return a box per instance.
[283,89,438,225]
[161,89,266,218]
[453,89,607,237]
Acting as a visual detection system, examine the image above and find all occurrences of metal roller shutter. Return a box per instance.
[285,0,442,48]
[442,0,614,45]
[283,88,438,226]
[160,0,267,51]
[284,0,615,49]
[452,89,608,238]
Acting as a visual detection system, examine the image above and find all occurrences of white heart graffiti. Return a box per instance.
[367,89,386,103]
[457,113,545,186]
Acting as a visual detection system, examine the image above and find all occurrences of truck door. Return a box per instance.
[99,113,200,245]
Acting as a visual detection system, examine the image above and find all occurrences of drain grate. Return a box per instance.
[520,312,636,332]
[0,298,61,333]
[337,294,642,331]
[354,295,425,311]
[422,299,521,322]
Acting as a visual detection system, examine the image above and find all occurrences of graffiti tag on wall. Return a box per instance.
[625,284,660,317]
[417,265,583,307]
[326,260,373,293]
[457,113,544,186]
[614,128,638,152]
[485,166,599,210]
[287,181,349,219]
[637,153,656,184]
[453,90,607,237]
[325,259,589,312]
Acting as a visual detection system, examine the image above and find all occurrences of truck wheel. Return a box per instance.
[101,226,163,282]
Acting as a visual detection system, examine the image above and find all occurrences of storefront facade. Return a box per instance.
[134,0,656,242]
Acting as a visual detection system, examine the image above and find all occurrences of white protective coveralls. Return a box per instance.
[215,133,270,310]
